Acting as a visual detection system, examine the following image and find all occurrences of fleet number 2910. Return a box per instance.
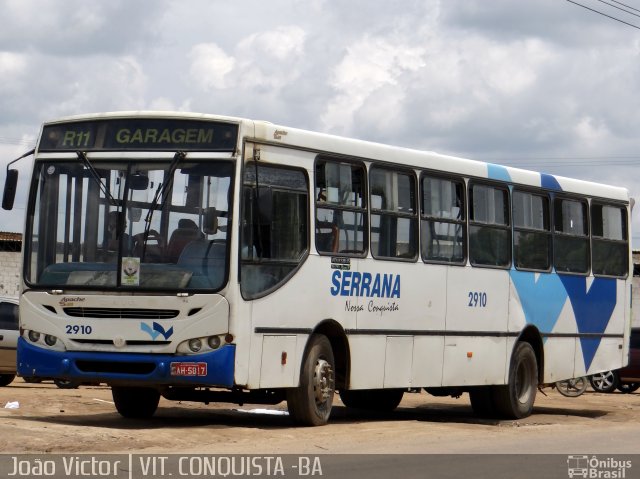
[468,292,487,307]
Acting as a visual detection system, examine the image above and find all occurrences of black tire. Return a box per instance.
[0,374,15,387]
[339,388,404,412]
[469,386,497,417]
[493,342,538,419]
[616,382,640,394]
[54,379,81,389]
[287,334,335,426]
[22,377,43,384]
[112,386,160,419]
[589,371,619,393]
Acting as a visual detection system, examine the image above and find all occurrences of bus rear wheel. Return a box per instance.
[112,386,160,419]
[493,341,538,419]
[286,334,335,426]
[339,388,404,412]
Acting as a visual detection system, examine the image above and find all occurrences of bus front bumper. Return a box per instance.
[17,337,235,387]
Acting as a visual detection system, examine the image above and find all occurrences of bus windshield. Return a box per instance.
[25,156,234,291]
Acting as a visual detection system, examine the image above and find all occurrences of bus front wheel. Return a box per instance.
[112,386,160,419]
[493,341,538,419]
[286,334,335,426]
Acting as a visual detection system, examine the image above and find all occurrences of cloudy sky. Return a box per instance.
[2,0,640,244]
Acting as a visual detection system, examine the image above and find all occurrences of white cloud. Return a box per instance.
[573,116,611,149]
[188,43,236,91]
[322,35,425,134]
[0,52,27,75]
[237,26,306,61]
[0,52,28,93]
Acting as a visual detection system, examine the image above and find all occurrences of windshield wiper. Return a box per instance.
[139,151,186,259]
[76,151,118,206]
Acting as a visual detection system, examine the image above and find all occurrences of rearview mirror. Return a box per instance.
[2,169,18,210]
[129,173,149,190]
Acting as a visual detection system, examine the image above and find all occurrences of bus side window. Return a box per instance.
[554,198,589,274]
[469,183,511,268]
[369,166,418,260]
[513,190,551,271]
[421,175,466,264]
[591,203,628,278]
[315,159,366,255]
[241,163,309,298]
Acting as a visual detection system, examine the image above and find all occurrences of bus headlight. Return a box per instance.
[28,330,41,342]
[207,336,221,350]
[188,338,202,353]
[177,335,227,354]
[44,334,58,346]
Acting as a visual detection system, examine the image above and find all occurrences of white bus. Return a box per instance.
[3,112,632,426]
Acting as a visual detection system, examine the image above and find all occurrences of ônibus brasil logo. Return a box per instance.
[567,455,632,478]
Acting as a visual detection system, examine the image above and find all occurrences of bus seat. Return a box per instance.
[177,240,226,288]
[167,219,204,263]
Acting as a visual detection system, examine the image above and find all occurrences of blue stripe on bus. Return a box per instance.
[560,275,617,370]
[16,338,236,387]
[541,173,562,191]
[487,164,511,182]
[510,271,617,370]
[510,271,567,334]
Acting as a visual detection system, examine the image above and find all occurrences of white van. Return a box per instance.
[0,297,19,386]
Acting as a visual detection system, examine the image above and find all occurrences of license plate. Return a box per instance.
[170,362,207,377]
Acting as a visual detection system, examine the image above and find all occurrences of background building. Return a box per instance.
[0,232,21,298]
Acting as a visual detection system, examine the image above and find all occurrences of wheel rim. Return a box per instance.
[557,378,586,396]
[313,358,334,408]
[592,372,615,390]
[515,359,533,404]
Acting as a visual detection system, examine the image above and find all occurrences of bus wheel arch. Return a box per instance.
[310,319,349,391]
[517,325,544,385]
[493,334,541,419]
[286,320,348,426]
[286,333,336,426]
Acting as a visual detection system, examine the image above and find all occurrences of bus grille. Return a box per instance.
[63,307,179,319]
[76,360,155,375]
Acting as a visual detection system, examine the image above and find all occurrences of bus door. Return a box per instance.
[442,182,511,386]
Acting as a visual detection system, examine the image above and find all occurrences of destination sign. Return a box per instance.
[39,118,239,152]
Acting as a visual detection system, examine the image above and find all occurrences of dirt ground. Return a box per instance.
[1,378,639,455]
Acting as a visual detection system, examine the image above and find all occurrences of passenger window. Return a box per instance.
[241,164,309,298]
[421,176,466,264]
[591,203,628,277]
[469,183,510,267]
[369,166,418,260]
[554,198,589,274]
[315,160,366,255]
[513,191,551,271]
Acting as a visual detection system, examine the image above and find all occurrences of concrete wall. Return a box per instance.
[0,251,20,298]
